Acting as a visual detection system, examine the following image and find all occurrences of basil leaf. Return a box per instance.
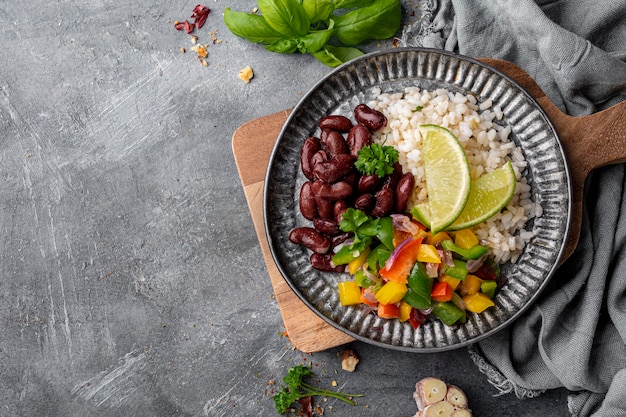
[258,0,311,36]
[265,37,299,54]
[333,0,401,45]
[297,20,334,53]
[334,0,375,8]
[311,44,364,67]
[224,8,284,44]
[302,0,334,23]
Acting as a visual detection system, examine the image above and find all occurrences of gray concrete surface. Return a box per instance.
[0,1,570,416]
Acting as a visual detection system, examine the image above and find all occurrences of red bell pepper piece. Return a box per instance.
[408,308,426,329]
[431,281,454,302]
[379,237,423,284]
[378,303,400,319]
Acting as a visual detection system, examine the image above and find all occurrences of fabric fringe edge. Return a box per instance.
[467,344,546,399]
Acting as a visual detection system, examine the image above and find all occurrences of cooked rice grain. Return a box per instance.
[368,87,541,264]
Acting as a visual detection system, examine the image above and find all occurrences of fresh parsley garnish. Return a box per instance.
[273,364,363,414]
[354,143,399,177]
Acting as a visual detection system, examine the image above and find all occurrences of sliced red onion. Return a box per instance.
[451,292,466,311]
[425,262,439,278]
[439,249,455,267]
[361,287,378,304]
[392,214,420,235]
[385,236,415,268]
[466,254,488,272]
[419,307,433,315]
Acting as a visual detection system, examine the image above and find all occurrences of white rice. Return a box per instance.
[367,87,542,264]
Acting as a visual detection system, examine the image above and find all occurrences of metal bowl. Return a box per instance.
[264,48,570,352]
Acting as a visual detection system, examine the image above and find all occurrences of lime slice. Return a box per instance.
[448,161,517,230]
[410,203,431,229]
[410,161,517,231]
[419,124,471,234]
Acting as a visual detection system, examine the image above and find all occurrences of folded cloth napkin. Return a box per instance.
[402,1,626,416]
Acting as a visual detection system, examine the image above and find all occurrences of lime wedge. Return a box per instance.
[447,161,517,230]
[410,161,517,231]
[410,203,431,229]
[419,124,471,234]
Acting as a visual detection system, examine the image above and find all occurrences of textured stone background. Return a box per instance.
[0,2,570,416]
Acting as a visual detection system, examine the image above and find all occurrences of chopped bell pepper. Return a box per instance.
[376,216,395,251]
[454,228,479,249]
[367,243,390,272]
[338,281,361,306]
[348,247,371,275]
[441,239,488,260]
[379,237,423,284]
[462,292,495,313]
[378,303,400,319]
[375,281,408,304]
[432,301,466,326]
[426,231,452,246]
[398,301,413,322]
[459,274,482,296]
[403,262,432,310]
[417,244,441,263]
[438,274,461,290]
[480,280,498,299]
[409,308,426,329]
[443,259,467,280]
[431,281,453,302]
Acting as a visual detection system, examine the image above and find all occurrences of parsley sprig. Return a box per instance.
[273,365,364,414]
[354,142,399,177]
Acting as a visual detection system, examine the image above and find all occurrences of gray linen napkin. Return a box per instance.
[401,1,626,416]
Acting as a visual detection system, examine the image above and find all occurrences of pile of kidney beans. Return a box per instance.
[289,103,415,272]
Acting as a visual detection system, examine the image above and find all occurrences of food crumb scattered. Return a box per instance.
[238,65,254,83]
[331,380,337,387]
[341,349,360,372]
[191,44,208,58]
[180,47,186,53]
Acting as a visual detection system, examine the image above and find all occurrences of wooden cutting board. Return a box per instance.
[232,58,626,353]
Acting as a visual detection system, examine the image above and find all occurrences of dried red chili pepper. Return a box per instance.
[191,4,210,29]
[174,20,194,34]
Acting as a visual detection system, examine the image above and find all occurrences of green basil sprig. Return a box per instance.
[224,0,402,67]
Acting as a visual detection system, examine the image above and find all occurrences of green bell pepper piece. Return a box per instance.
[481,280,498,299]
[403,262,432,310]
[432,301,466,326]
[376,216,394,251]
[441,240,488,260]
[444,259,468,280]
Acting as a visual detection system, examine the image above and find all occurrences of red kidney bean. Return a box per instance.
[334,200,348,222]
[357,174,380,194]
[395,172,415,213]
[354,103,387,131]
[383,162,403,190]
[310,253,345,272]
[346,124,372,158]
[319,181,353,201]
[300,137,321,180]
[299,181,317,220]
[371,187,395,217]
[331,232,351,247]
[310,149,328,174]
[319,115,352,132]
[313,218,340,236]
[321,129,350,157]
[354,193,375,212]
[289,227,331,254]
[311,181,335,219]
[313,154,354,183]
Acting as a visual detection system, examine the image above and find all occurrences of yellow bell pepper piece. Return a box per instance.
[348,247,371,275]
[438,274,461,290]
[462,292,495,313]
[426,231,451,246]
[454,228,479,249]
[375,281,408,305]
[338,281,361,306]
[398,301,412,322]
[459,274,482,296]
[417,244,441,264]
